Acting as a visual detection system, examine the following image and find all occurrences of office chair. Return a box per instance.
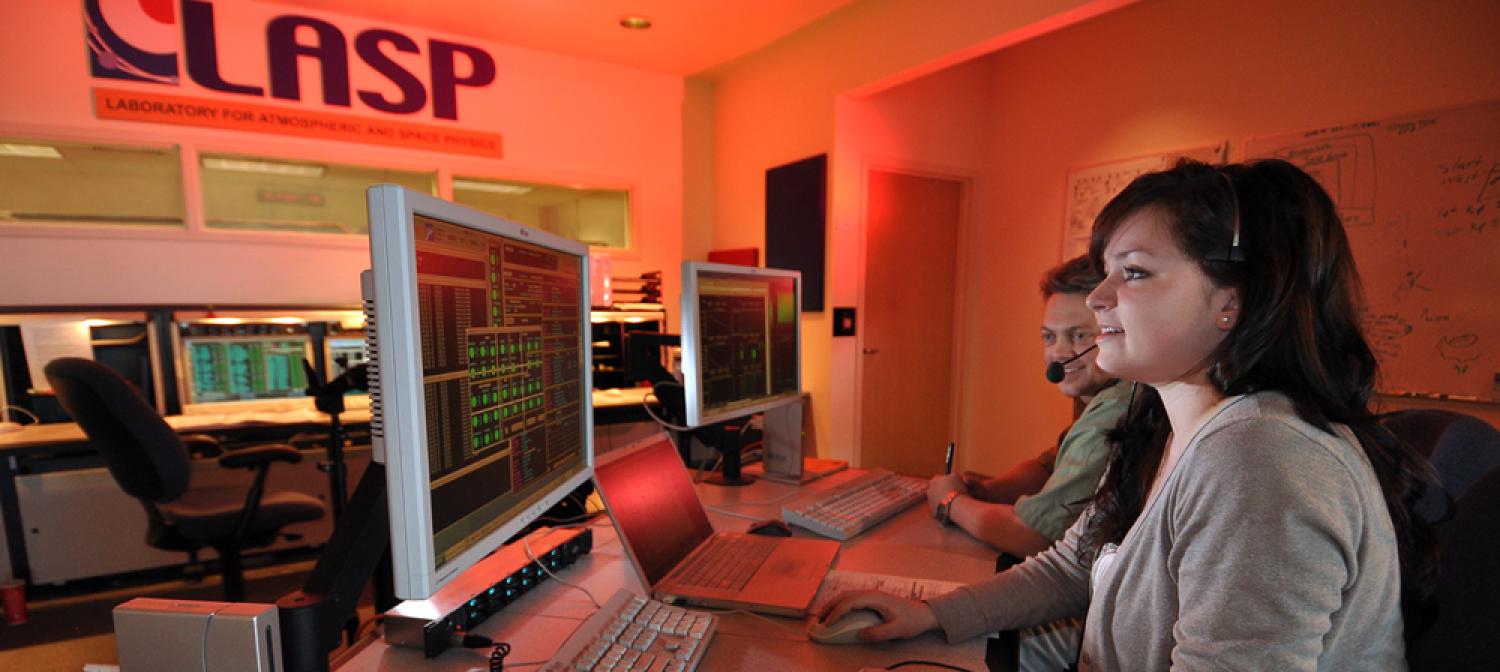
[44,357,326,602]
[1379,409,1500,671]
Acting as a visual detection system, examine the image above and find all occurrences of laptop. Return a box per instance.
[594,434,840,616]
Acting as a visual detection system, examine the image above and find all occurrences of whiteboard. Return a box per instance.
[1061,142,1228,259]
[1245,100,1500,400]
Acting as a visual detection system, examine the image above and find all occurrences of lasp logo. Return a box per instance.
[84,0,497,121]
[86,0,180,84]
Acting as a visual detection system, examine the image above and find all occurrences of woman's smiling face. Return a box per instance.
[1087,208,1239,387]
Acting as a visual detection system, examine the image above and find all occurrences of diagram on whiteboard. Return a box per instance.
[1060,142,1228,259]
[1246,100,1500,399]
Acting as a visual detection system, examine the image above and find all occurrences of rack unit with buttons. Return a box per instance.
[383,526,594,657]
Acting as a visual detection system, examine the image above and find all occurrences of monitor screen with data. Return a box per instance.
[180,334,311,404]
[679,261,801,427]
[366,185,593,599]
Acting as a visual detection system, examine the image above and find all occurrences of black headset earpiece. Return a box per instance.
[1207,170,1246,263]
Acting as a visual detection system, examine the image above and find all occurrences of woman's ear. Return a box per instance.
[1216,288,1240,331]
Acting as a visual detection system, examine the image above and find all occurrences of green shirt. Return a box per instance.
[1012,381,1130,540]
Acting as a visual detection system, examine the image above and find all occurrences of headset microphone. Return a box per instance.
[1045,344,1098,384]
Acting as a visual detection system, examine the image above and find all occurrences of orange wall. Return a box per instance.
[830,58,999,465]
[958,0,1500,473]
[0,1,684,309]
[713,0,1500,474]
[707,0,1117,465]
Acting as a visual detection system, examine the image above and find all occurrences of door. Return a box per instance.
[858,169,963,476]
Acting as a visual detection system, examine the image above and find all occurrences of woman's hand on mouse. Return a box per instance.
[817,590,939,642]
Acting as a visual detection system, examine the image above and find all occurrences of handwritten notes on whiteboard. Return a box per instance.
[1246,100,1500,399]
[1061,142,1228,259]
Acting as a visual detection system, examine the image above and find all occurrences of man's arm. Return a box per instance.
[947,496,1053,558]
[971,448,1055,504]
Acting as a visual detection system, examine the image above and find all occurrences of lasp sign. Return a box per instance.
[84,0,496,121]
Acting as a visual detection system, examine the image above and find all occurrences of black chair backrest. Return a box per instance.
[1381,409,1500,670]
[44,357,190,503]
[1381,409,1500,522]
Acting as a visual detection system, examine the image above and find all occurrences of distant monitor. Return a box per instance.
[326,336,369,379]
[180,329,311,404]
[680,261,801,427]
[365,185,593,599]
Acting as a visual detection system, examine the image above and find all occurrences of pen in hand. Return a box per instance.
[944,442,955,475]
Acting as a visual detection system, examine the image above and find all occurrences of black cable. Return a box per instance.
[490,642,512,671]
[886,661,974,672]
[455,633,514,671]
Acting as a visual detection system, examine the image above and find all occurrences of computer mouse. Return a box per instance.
[746,519,792,537]
[807,608,884,645]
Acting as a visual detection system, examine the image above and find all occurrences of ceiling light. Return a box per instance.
[203,157,325,178]
[454,179,533,195]
[0,143,62,159]
[619,16,652,30]
[200,317,245,325]
[269,317,303,325]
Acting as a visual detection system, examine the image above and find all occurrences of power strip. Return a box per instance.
[383,526,594,657]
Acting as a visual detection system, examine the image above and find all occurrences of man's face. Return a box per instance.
[1041,291,1113,399]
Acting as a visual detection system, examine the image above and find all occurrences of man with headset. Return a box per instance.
[927,255,1128,559]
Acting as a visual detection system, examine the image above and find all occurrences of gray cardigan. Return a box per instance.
[926,392,1406,671]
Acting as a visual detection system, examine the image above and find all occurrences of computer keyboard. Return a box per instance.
[673,534,777,592]
[542,589,717,672]
[782,469,926,540]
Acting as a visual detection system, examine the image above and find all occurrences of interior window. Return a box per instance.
[0,137,184,227]
[199,152,434,234]
[452,176,631,248]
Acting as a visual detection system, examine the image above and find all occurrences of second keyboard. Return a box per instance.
[782,470,926,540]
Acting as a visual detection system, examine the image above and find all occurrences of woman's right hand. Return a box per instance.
[815,590,941,642]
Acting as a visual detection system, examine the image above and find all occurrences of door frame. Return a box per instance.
[852,157,977,469]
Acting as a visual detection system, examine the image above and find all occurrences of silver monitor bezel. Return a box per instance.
[679,260,802,428]
[367,184,595,600]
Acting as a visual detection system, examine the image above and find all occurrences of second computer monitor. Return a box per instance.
[680,262,801,427]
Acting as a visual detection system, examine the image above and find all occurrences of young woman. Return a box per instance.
[818,159,1435,670]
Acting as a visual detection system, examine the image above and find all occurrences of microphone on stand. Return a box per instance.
[1045,344,1098,384]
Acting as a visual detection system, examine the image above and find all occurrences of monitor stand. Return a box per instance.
[698,420,756,487]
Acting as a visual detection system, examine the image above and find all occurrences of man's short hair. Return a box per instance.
[1040,255,1104,299]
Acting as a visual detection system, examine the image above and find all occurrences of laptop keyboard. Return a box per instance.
[673,535,777,592]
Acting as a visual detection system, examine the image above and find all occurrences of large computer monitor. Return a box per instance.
[365,185,593,599]
[679,261,801,428]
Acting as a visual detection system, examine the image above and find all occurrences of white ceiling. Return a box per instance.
[265,0,860,76]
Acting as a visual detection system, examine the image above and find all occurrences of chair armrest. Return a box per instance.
[218,444,303,470]
[181,433,224,457]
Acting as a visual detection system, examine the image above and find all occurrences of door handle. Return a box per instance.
[862,348,880,355]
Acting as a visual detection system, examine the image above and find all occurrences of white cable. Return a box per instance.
[522,537,602,609]
[2,405,40,424]
[641,391,695,431]
[693,606,807,636]
[704,506,765,521]
[718,489,802,507]
[693,455,723,483]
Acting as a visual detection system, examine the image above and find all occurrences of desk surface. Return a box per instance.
[0,388,655,452]
[335,468,994,671]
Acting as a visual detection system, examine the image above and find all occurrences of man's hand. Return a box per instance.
[927,472,964,513]
[960,471,990,498]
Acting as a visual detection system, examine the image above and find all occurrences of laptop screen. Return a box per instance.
[594,437,716,587]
